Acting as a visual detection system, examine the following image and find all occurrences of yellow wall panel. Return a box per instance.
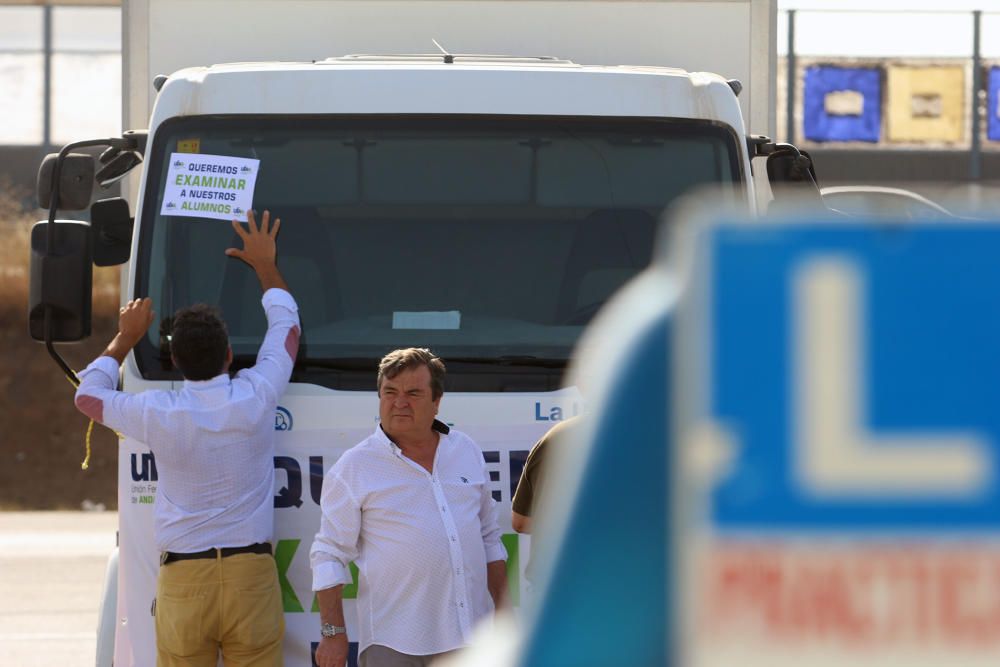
[886,66,965,143]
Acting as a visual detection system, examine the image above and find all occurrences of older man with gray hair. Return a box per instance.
[310,347,507,667]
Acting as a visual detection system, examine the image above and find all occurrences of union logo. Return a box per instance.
[275,406,293,431]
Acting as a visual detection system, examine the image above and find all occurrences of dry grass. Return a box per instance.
[0,182,36,310]
[1,178,121,510]
[0,178,120,318]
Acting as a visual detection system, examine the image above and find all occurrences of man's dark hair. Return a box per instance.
[169,304,229,381]
[377,347,446,400]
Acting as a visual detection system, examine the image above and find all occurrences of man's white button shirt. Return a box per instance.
[74,288,300,553]
[310,423,507,656]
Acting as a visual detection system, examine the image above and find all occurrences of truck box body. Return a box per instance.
[125,1,776,137]
[97,2,778,665]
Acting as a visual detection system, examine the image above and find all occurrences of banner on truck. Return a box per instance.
[160,152,260,221]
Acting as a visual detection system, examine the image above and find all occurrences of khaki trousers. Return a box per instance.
[155,551,284,667]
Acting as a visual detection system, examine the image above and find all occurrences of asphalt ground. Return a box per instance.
[0,511,117,667]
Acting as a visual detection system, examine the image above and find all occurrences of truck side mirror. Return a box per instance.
[28,220,93,342]
[95,150,143,188]
[91,198,134,266]
[766,146,819,188]
[37,153,95,211]
[765,145,823,208]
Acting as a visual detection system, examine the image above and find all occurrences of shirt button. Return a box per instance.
[460,602,465,608]
[441,506,446,511]
[451,536,457,542]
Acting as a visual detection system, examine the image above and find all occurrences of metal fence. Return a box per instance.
[779,9,1000,181]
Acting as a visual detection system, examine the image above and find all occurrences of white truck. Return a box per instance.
[29,1,817,665]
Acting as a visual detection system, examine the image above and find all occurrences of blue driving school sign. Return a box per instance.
[709,221,1000,530]
[679,217,1000,666]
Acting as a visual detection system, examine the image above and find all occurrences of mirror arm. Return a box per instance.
[748,136,804,160]
[747,134,774,157]
[44,308,81,387]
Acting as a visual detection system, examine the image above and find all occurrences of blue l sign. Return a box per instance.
[695,222,1000,532]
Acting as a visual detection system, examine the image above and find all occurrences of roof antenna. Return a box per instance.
[431,39,454,64]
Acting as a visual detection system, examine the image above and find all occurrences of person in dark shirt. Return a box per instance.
[511,416,581,582]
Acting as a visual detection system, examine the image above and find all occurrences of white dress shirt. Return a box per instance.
[74,288,300,553]
[310,423,507,656]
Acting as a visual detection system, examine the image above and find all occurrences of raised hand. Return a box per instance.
[120,297,155,340]
[225,209,280,269]
[102,297,155,364]
[225,209,288,292]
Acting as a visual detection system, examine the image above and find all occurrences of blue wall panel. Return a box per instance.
[803,66,882,143]
[987,67,1000,142]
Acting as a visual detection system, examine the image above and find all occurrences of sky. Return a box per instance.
[780,0,999,9]
[777,1,1000,57]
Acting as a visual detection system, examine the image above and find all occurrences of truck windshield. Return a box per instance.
[136,116,741,391]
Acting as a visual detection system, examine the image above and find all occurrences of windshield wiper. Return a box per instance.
[231,355,376,372]
[294,357,375,371]
[446,355,568,369]
[233,355,566,372]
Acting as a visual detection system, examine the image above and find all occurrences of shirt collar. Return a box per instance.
[181,372,231,390]
[375,419,451,453]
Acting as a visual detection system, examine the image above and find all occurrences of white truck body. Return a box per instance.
[124,1,776,139]
[101,2,778,665]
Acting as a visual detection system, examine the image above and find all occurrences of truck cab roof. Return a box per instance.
[150,57,748,134]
